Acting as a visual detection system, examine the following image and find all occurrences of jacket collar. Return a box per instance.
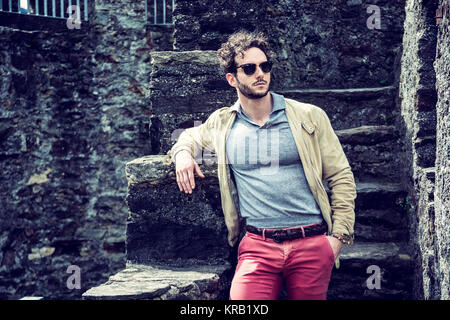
[230,99,241,113]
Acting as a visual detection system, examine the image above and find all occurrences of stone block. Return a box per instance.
[328,182,409,242]
[328,242,413,300]
[354,209,408,242]
[353,182,407,211]
[282,87,399,130]
[336,125,403,181]
[434,0,450,299]
[125,156,233,265]
[150,50,235,115]
[172,0,405,90]
[82,263,232,300]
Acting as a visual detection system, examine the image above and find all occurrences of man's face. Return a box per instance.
[229,47,271,99]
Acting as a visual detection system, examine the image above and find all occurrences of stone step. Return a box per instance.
[82,262,232,300]
[354,182,408,238]
[353,181,407,211]
[336,125,397,145]
[328,242,413,300]
[324,180,407,212]
[281,86,398,130]
[339,241,411,264]
[335,125,402,180]
[149,50,235,116]
[152,123,402,181]
[327,181,408,242]
[354,209,408,242]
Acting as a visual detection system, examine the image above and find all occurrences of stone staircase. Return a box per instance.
[83,155,235,300]
[326,181,412,299]
[82,51,413,300]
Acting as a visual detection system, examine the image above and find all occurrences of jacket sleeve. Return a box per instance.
[317,109,356,237]
[166,111,217,164]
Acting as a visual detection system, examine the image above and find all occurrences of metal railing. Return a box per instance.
[145,0,174,25]
[0,0,89,21]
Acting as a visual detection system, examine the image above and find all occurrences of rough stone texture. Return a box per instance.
[328,242,413,300]
[352,182,409,243]
[336,125,404,182]
[0,0,152,299]
[149,50,234,115]
[282,88,401,130]
[147,25,175,52]
[397,0,447,300]
[1,0,447,301]
[82,263,231,300]
[173,0,405,91]
[434,0,450,301]
[81,155,235,300]
[148,50,235,155]
[125,156,234,266]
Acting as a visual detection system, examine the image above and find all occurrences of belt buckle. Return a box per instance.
[272,230,285,243]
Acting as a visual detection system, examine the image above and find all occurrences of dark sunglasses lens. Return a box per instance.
[260,61,273,73]
[242,64,256,75]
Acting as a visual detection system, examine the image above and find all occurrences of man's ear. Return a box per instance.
[226,73,238,88]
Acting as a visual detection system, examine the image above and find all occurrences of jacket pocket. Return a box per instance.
[301,120,315,135]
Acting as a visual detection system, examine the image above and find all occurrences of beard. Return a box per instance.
[236,77,270,100]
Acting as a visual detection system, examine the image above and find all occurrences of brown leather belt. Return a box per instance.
[246,222,327,243]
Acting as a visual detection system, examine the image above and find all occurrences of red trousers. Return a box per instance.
[229,231,335,300]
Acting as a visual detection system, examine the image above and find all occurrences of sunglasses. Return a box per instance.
[235,61,273,76]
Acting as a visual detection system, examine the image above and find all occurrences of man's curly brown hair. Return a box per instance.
[217,30,273,74]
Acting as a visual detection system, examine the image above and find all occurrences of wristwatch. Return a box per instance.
[331,233,354,246]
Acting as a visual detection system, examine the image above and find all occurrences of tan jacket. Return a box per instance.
[167,97,356,249]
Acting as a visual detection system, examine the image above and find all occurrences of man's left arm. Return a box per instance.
[316,109,357,242]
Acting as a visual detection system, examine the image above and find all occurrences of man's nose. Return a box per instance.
[254,65,265,77]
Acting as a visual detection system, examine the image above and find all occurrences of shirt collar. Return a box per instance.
[230,92,286,114]
[271,92,286,113]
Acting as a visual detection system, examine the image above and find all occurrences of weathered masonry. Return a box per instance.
[0,0,448,300]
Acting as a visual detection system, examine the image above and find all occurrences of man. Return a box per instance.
[168,30,356,300]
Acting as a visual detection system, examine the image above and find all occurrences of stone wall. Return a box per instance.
[172,0,405,91]
[148,50,235,155]
[434,0,450,301]
[398,0,437,299]
[125,156,233,267]
[1,0,448,301]
[398,0,449,300]
[0,0,152,299]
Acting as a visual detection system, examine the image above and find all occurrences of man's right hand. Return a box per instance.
[175,150,205,194]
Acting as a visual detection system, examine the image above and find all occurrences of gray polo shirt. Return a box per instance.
[226,92,324,228]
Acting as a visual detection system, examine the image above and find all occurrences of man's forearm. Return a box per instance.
[328,166,356,238]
